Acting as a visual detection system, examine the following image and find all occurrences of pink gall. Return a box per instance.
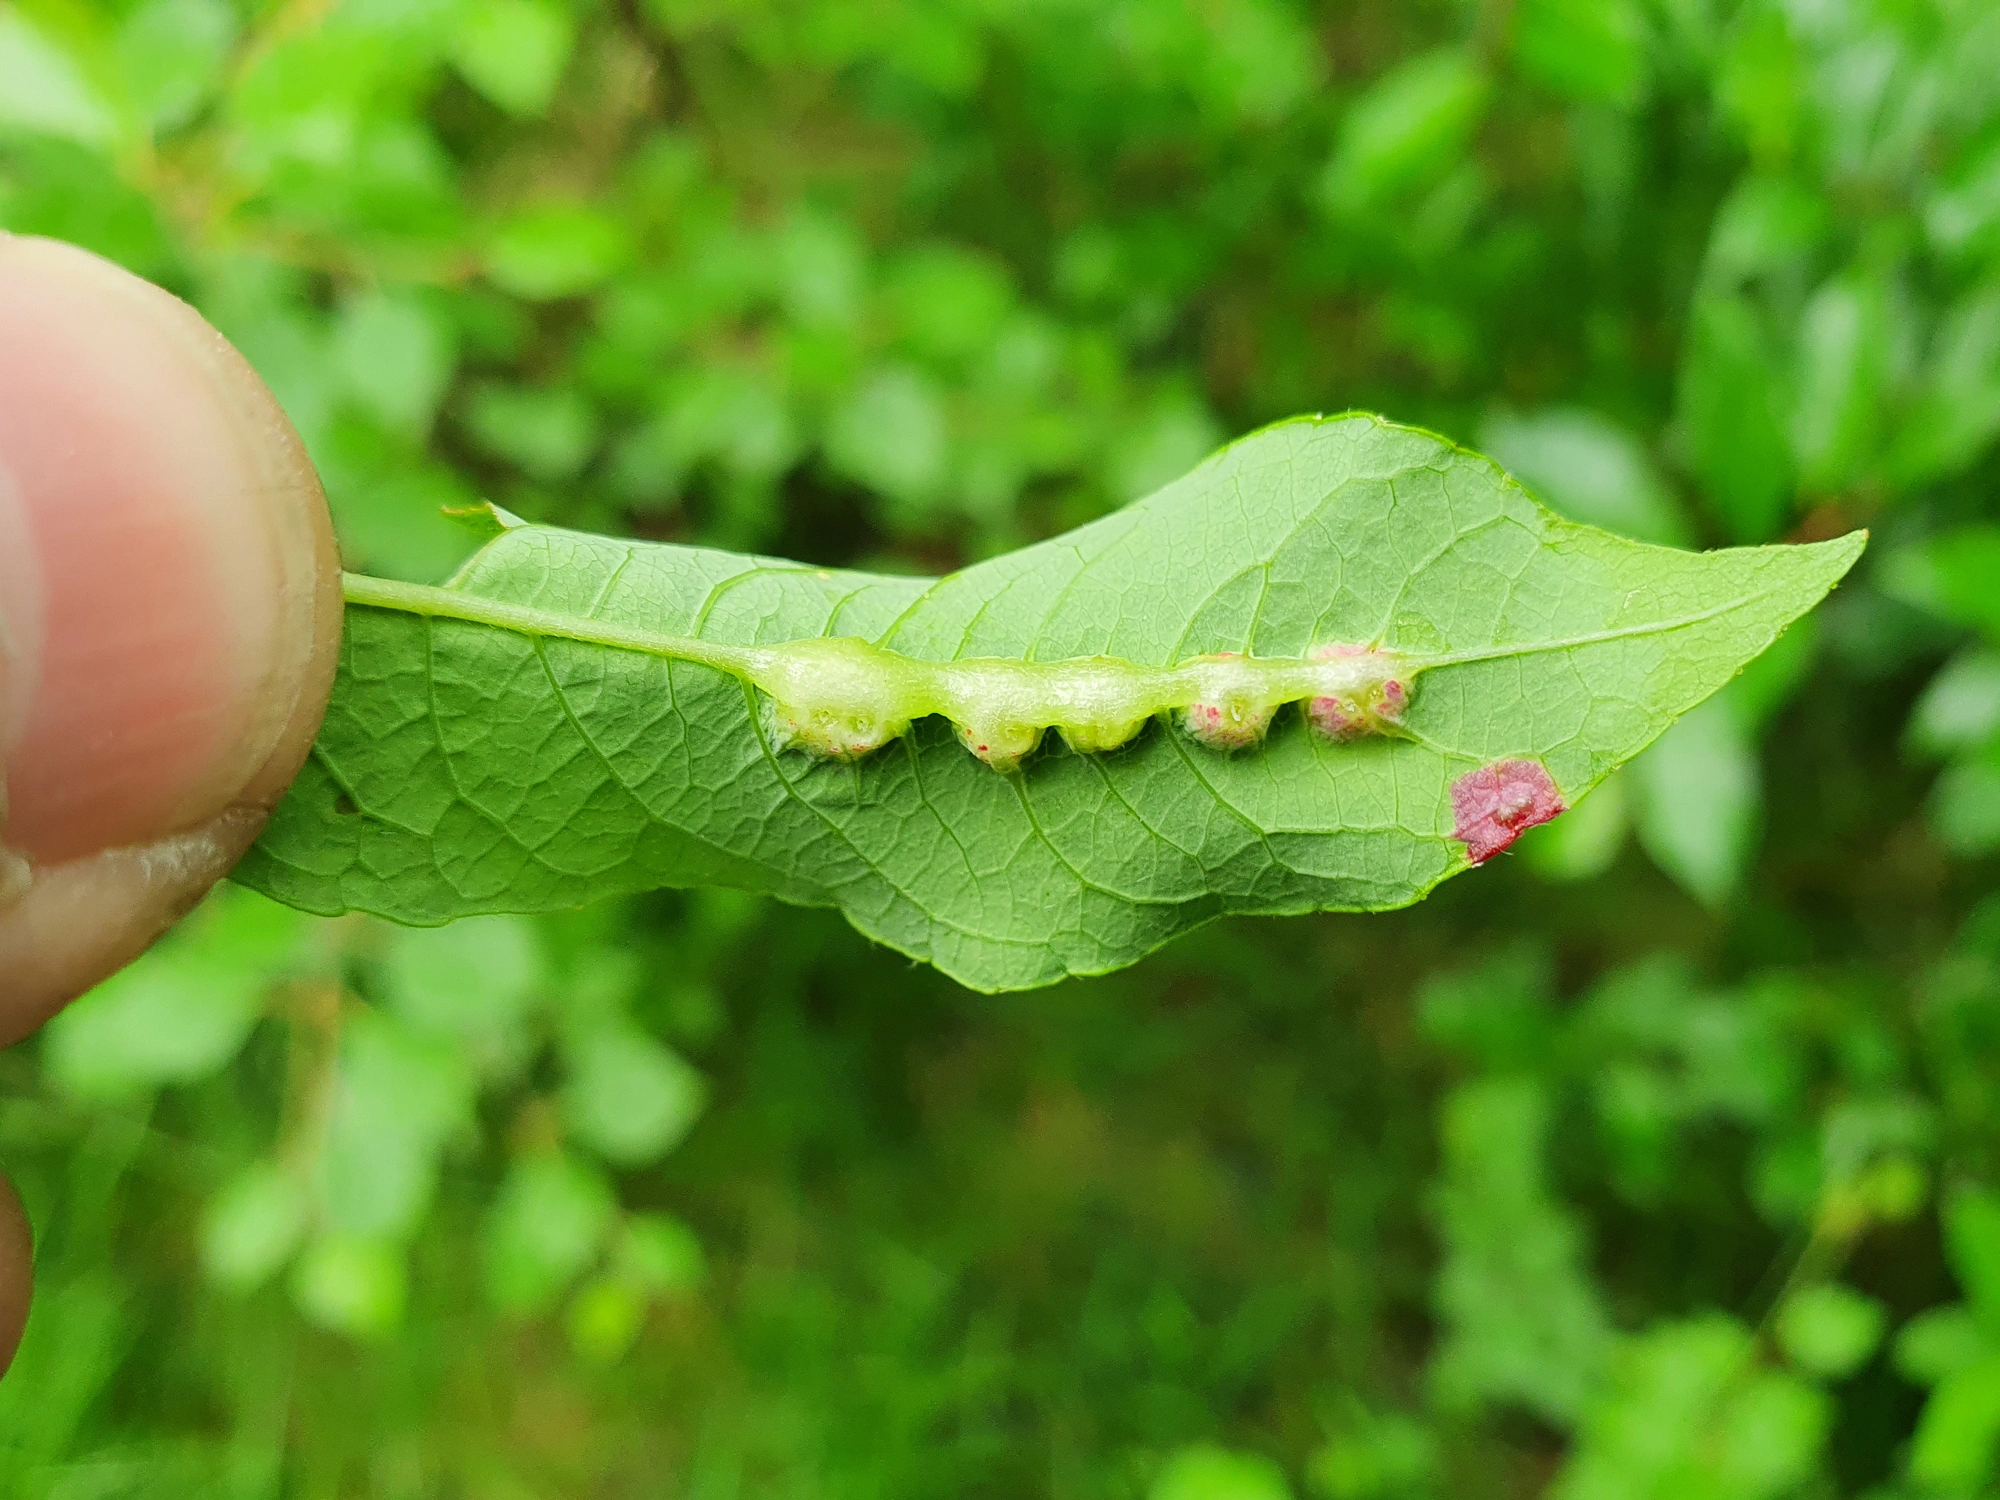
[1450,759,1565,863]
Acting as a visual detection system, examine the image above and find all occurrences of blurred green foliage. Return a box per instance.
[5,0,2000,1493]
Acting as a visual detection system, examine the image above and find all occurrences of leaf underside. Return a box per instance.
[238,415,1865,992]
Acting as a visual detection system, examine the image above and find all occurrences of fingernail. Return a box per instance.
[0,236,341,865]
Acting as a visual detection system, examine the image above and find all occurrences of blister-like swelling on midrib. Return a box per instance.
[746,637,1413,764]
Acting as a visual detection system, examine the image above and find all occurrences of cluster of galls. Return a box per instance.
[1178,647,1411,755]
[952,712,1155,774]
[759,641,1415,772]
[1177,677,1410,752]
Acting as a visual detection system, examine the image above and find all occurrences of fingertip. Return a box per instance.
[0,235,340,861]
[0,236,340,1020]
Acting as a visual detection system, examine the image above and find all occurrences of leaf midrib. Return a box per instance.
[342,570,1822,675]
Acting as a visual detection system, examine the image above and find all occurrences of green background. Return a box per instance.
[4,0,2000,1495]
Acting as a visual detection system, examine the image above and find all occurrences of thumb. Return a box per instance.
[0,235,341,1027]
[0,237,341,1360]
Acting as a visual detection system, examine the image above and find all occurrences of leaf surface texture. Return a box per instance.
[240,416,1863,990]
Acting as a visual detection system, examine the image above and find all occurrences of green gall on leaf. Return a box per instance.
[240,415,1865,992]
[756,637,917,760]
[955,719,1044,773]
[751,633,1417,769]
[1056,713,1148,755]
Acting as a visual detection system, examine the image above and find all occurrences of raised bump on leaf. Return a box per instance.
[1304,645,1410,742]
[1451,760,1566,863]
[1179,654,1280,751]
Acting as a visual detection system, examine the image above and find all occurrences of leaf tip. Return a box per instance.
[1817,527,1869,571]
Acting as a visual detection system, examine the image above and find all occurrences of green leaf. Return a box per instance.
[1776,1283,1887,1378]
[1882,525,2000,640]
[1908,650,2000,758]
[824,364,949,504]
[1789,270,1892,494]
[1307,1413,1437,1500]
[1897,1306,1990,1386]
[560,1023,707,1167]
[617,1213,706,1296]
[1728,610,1817,731]
[0,1273,127,1458]
[485,1152,617,1314]
[1108,387,1224,505]
[1909,1354,2000,1493]
[1678,291,1794,542]
[885,244,1015,364]
[447,0,575,117]
[629,365,799,496]
[1891,286,2000,488]
[1418,947,1559,1075]
[1520,774,1629,881]
[239,416,1864,993]
[1705,177,1827,286]
[777,208,867,330]
[463,381,600,479]
[378,912,544,1046]
[334,288,457,439]
[1711,1369,1829,1498]
[1927,137,2000,262]
[1630,695,1761,908]
[1948,1185,2000,1319]
[1716,9,1801,165]
[0,9,119,147]
[1933,754,2000,857]
[1151,1445,1293,1500]
[1553,1318,1829,1500]
[1320,49,1490,212]
[1429,1075,1614,1426]
[201,1162,309,1293]
[485,204,629,300]
[1511,0,1647,110]
[323,458,483,585]
[116,0,236,132]
[43,888,301,1098]
[1197,0,1321,125]
[316,1011,473,1240]
[565,1274,649,1364]
[1478,408,1691,547]
[291,1235,407,1340]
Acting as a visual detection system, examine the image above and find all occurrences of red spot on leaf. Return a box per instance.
[1450,759,1564,864]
